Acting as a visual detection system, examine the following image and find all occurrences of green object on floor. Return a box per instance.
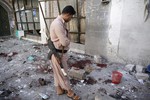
[27,55,36,61]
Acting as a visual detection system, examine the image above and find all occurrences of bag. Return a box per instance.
[47,39,60,60]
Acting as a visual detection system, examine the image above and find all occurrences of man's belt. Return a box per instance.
[56,49,68,53]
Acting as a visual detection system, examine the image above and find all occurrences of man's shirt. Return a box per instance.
[50,15,70,50]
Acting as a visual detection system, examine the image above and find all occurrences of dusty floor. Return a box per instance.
[0,37,150,100]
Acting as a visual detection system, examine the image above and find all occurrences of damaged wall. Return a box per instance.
[85,0,150,65]
[85,0,111,58]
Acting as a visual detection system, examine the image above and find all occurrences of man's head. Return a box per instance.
[61,5,76,22]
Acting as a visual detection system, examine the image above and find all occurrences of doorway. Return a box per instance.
[0,5,11,36]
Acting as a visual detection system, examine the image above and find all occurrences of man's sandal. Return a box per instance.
[67,92,80,100]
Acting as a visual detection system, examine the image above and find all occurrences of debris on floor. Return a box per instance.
[39,93,49,100]
[96,63,107,68]
[0,37,150,100]
[84,76,97,85]
[0,53,7,57]
[69,67,86,80]
[70,79,80,86]
[0,39,4,42]
[0,89,12,97]
[0,52,18,58]
[70,59,92,69]
[102,79,112,84]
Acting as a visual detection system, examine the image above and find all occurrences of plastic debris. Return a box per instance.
[0,91,3,95]
[39,93,49,100]
[121,86,125,90]
[124,64,135,72]
[27,55,37,61]
[138,79,144,84]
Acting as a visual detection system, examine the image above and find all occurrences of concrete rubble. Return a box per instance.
[0,37,150,100]
[135,73,149,80]
[69,67,86,80]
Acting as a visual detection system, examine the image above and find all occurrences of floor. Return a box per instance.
[0,37,150,100]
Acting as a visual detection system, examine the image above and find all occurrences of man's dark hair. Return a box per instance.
[62,5,76,15]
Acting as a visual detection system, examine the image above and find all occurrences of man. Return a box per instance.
[49,5,80,100]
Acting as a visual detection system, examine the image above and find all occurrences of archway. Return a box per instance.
[0,0,14,36]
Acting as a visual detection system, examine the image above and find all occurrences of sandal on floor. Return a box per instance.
[67,91,80,100]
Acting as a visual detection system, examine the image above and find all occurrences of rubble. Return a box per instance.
[0,52,18,58]
[29,79,40,88]
[69,67,86,80]
[135,73,149,80]
[32,46,41,50]
[0,39,4,42]
[11,94,21,100]
[84,64,93,73]
[0,89,12,97]
[0,81,5,85]
[36,64,52,74]
[0,53,7,57]
[7,57,12,62]
[130,86,138,92]
[125,64,145,73]
[109,89,124,99]
[7,52,18,57]
[102,79,112,84]
[94,55,102,63]
[84,76,97,85]
[96,64,107,68]
[97,88,107,94]
[95,93,115,100]
[124,64,135,72]
[136,65,145,73]
[70,59,92,69]
[70,79,80,85]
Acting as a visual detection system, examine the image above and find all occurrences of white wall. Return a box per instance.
[118,0,150,65]
[85,0,150,65]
